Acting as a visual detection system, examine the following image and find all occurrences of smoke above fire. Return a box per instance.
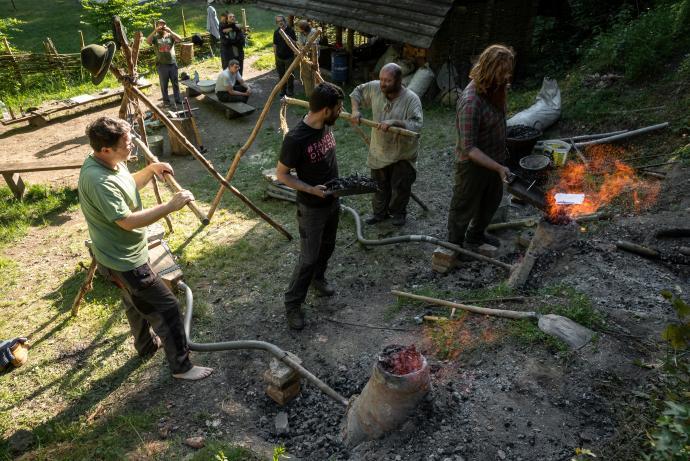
[546,144,661,220]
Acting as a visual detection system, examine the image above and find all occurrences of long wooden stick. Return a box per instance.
[133,110,174,233]
[283,97,420,138]
[392,290,536,320]
[71,258,98,316]
[127,83,291,239]
[206,29,322,220]
[131,31,142,75]
[133,136,209,225]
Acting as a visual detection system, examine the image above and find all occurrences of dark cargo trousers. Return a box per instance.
[156,63,181,104]
[371,160,417,219]
[285,201,340,311]
[275,56,295,96]
[109,263,192,375]
[447,160,504,245]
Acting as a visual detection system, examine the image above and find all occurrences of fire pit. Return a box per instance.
[342,345,430,447]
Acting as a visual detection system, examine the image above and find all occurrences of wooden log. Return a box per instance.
[655,228,690,239]
[206,29,322,221]
[283,97,420,139]
[508,220,579,290]
[616,240,660,259]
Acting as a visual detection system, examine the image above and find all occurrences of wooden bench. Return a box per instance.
[180,80,256,119]
[0,160,83,199]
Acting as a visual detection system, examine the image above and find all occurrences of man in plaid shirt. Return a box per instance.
[447,44,513,249]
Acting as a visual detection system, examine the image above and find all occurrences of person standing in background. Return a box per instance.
[146,19,182,107]
[206,0,221,56]
[296,19,319,98]
[273,15,296,97]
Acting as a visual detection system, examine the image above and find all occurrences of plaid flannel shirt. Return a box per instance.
[455,81,507,163]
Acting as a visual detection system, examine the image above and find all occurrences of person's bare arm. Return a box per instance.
[116,190,194,231]
[131,163,174,190]
[275,161,327,198]
[467,147,510,182]
[146,29,157,45]
[165,27,182,43]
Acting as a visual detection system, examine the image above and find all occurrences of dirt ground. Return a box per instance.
[2,56,689,461]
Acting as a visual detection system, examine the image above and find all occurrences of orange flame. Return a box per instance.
[546,144,661,220]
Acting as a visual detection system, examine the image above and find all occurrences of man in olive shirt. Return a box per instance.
[350,63,423,227]
[79,116,212,380]
[147,19,182,106]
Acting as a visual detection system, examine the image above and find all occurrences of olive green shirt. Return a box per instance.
[78,155,148,271]
[350,81,423,170]
[152,34,177,65]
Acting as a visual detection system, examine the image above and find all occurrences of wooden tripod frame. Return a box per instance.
[110,17,292,239]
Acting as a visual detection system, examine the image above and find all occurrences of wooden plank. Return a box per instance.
[0,160,84,174]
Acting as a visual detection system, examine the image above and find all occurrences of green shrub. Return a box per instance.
[81,0,175,41]
[584,0,690,80]
[644,293,690,460]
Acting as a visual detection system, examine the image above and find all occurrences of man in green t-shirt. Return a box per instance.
[146,19,182,106]
[79,116,212,381]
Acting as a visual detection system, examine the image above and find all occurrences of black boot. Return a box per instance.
[285,305,305,330]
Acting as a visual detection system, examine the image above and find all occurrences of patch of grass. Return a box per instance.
[253,51,276,71]
[509,283,605,351]
[190,440,263,461]
[537,283,605,330]
[0,184,79,247]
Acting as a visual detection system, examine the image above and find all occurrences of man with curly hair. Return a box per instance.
[447,44,513,251]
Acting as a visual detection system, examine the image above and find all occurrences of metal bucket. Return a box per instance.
[342,345,430,447]
[148,135,164,158]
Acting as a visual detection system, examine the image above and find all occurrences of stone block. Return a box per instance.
[266,379,301,406]
[263,352,302,387]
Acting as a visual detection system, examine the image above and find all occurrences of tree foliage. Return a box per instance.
[81,0,175,41]
[0,17,25,47]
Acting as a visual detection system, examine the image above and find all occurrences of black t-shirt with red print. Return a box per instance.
[279,119,338,207]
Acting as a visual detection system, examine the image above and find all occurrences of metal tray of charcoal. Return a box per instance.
[325,174,379,197]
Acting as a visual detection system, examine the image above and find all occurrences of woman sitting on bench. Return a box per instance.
[215,59,252,103]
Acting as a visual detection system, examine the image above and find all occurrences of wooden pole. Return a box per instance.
[241,8,249,35]
[283,97,420,138]
[181,8,188,38]
[109,17,288,238]
[133,136,209,225]
[71,258,98,316]
[392,290,536,320]
[131,31,143,75]
[79,30,85,48]
[206,29,322,220]
[3,37,23,85]
[125,82,292,239]
[335,26,343,46]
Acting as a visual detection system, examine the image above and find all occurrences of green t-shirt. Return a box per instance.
[78,155,148,271]
[152,34,176,65]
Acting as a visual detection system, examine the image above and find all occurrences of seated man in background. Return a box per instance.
[215,59,252,103]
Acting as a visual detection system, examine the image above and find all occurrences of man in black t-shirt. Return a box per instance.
[276,82,344,330]
[273,15,297,97]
